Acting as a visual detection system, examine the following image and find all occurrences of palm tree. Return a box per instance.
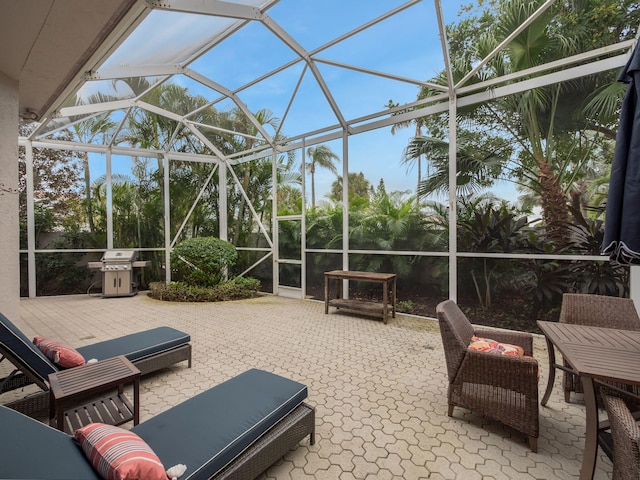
[71,113,116,233]
[305,145,340,208]
[401,134,509,199]
[407,0,636,243]
[389,100,427,204]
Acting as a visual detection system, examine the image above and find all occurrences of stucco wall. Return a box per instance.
[0,72,19,321]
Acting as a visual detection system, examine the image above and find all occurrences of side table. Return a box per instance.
[324,270,397,324]
[48,355,140,433]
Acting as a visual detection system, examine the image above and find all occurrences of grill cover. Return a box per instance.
[101,250,137,263]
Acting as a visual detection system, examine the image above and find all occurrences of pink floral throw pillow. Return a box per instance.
[468,335,524,357]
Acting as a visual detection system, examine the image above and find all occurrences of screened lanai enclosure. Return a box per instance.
[16,0,640,329]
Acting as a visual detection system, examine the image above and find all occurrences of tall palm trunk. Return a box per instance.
[83,153,95,233]
[525,98,570,243]
[538,155,570,243]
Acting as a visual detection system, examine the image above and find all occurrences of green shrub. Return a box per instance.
[397,300,414,313]
[231,276,260,291]
[171,237,238,287]
[148,278,260,302]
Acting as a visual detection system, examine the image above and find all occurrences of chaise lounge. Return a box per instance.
[0,368,315,480]
[0,312,192,416]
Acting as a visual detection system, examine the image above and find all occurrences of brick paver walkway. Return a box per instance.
[11,293,613,479]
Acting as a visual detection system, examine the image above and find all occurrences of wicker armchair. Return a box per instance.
[601,392,640,480]
[436,300,539,452]
[560,294,640,403]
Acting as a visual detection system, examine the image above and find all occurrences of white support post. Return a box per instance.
[630,266,640,308]
[219,160,228,281]
[448,95,457,303]
[0,72,20,319]
[163,155,171,283]
[342,132,349,296]
[272,151,279,294]
[106,150,113,249]
[26,141,36,298]
[219,161,227,242]
[300,143,307,298]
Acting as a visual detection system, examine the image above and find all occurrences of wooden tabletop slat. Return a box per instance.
[538,321,640,386]
[49,356,139,398]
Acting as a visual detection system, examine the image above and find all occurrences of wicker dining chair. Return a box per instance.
[560,294,640,403]
[436,300,539,452]
[601,392,640,480]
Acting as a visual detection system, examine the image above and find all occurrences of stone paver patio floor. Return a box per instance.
[8,293,614,479]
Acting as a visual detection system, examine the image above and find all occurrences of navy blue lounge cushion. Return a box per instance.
[0,312,58,382]
[76,326,190,363]
[133,368,308,480]
[0,405,100,479]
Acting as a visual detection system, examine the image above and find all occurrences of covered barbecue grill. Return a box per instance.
[88,250,151,298]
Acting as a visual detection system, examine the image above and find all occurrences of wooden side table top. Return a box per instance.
[324,270,397,282]
[49,355,140,400]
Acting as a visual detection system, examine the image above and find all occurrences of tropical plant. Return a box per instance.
[455,196,535,308]
[349,181,428,278]
[395,0,639,243]
[401,134,508,198]
[33,230,101,296]
[564,208,628,296]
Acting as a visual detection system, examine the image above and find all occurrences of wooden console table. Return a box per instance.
[48,355,140,433]
[324,270,397,324]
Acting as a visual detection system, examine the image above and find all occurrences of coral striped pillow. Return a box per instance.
[33,336,85,368]
[468,335,524,357]
[75,423,168,480]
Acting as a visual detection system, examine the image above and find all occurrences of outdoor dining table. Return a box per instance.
[537,320,640,480]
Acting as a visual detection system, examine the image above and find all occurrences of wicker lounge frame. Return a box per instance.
[559,293,640,403]
[436,300,539,452]
[214,403,315,480]
[0,312,191,417]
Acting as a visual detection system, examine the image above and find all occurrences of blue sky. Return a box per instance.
[89,0,520,206]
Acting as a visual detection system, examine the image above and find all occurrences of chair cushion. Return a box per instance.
[75,423,169,480]
[0,405,100,480]
[468,335,524,357]
[132,368,308,480]
[33,336,86,368]
[76,327,190,363]
[0,312,58,382]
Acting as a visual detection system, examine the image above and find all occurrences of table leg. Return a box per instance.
[382,280,389,324]
[392,277,396,318]
[579,376,599,480]
[541,336,556,406]
[133,378,140,425]
[49,392,63,430]
[324,275,329,314]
